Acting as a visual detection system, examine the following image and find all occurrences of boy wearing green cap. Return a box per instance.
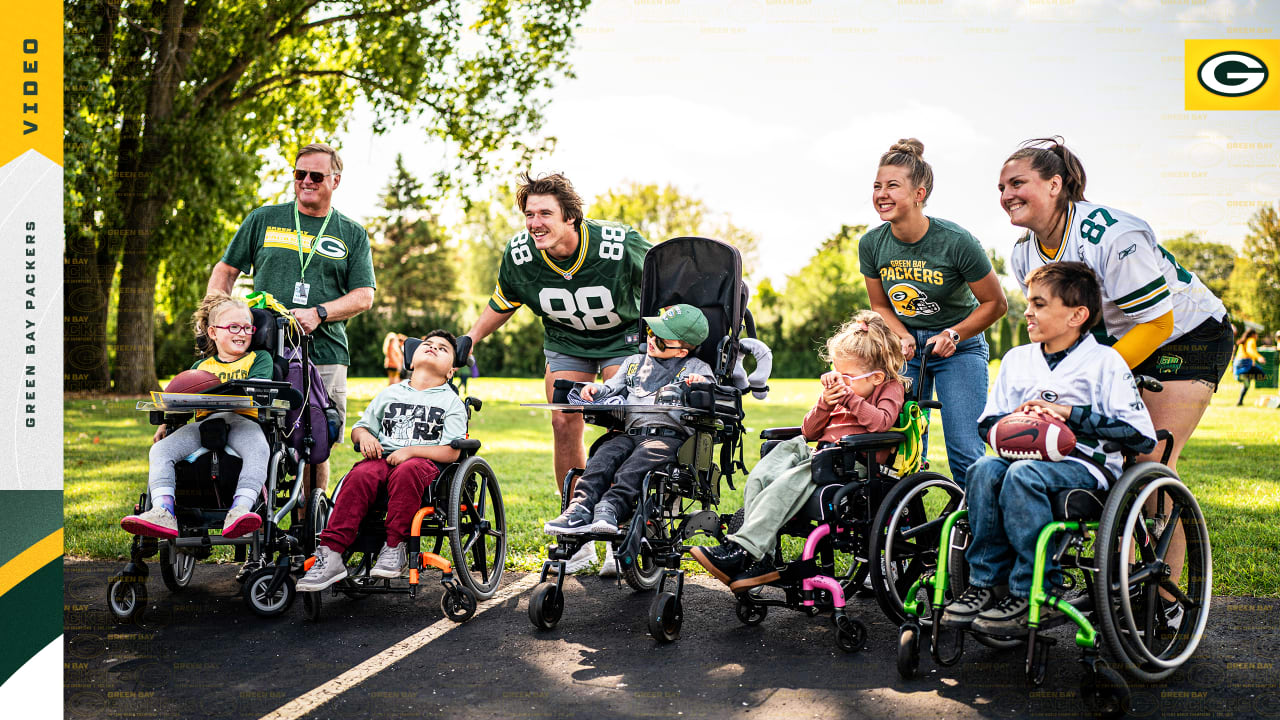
[545,304,713,536]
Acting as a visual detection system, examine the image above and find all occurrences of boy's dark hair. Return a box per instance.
[516,172,583,225]
[1025,262,1102,331]
[423,329,457,360]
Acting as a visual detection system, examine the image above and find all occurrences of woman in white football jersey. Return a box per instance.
[997,137,1232,473]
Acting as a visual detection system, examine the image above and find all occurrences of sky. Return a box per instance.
[330,0,1280,286]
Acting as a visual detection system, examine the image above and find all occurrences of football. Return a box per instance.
[164,369,223,395]
[988,411,1076,462]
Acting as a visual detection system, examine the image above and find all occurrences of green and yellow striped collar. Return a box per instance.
[541,223,589,280]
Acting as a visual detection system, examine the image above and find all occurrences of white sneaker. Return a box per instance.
[564,541,597,573]
[297,546,348,592]
[121,505,178,539]
[370,542,408,579]
[599,543,618,578]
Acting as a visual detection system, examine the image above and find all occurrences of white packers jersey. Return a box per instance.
[978,335,1156,489]
[1010,201,1226,346]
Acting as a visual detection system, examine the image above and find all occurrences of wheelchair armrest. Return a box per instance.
[450,438,481,452]
[760,426,804,441]
[552,378,577,404]
[837,431,905,452]
[919,400,942,410]
[151,410,192,426]
[213,379,303,410]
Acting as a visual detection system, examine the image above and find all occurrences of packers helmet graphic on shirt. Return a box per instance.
[887,283,940,317]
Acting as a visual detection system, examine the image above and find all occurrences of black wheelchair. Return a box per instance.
[299,336,506,624]
[108,306,319,621]
[526,236,766,642]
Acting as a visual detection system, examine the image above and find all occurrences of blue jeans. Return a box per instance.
[903,327,989,485]
[964,456,1098,597]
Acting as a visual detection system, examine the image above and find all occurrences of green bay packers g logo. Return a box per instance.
[1198,51,1269,97]
[312,236,348,259]
[887,283,940,318]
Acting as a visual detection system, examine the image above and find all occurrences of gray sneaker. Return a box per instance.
[589,504,621,535]
[971,594,1031,637]
[941,585,999,628]
[370,542,408,579]
[297,546,348,592]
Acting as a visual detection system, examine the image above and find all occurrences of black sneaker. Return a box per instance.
[544,504,594,535]
[971,594,1030,637]
[690,542,751,585]
[728,558,782,592]
[941,585,998,628]
[589,504,621,535]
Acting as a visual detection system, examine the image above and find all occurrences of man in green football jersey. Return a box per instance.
[209,142,376,497]
[458,172,650,572]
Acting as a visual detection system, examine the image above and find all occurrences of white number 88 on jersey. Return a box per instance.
[539,286,622,331]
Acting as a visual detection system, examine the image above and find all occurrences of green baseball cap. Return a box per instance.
[645,303,709,347]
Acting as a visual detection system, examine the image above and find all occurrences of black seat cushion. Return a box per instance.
[1052,487,1106,520]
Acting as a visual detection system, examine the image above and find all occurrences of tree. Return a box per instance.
[1161,232,1235,301]
[587,182,760,279]
[367,156,456,319]
[65,0,588,393]
[1227,204,1280,331]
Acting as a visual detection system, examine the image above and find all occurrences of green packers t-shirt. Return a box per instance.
[858,217,992,331]
[221,202,376,365]
[488,218,650,358]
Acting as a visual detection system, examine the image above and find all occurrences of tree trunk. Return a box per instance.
[63,228,113,392]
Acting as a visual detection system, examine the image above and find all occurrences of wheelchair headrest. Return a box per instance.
[401,333,458,372]
[195,306,281,356]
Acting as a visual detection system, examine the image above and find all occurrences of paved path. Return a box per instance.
[64,560,1280,719]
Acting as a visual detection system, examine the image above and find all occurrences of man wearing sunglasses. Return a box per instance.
[209,142,376,496]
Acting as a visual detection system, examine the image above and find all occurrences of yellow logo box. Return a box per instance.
[1185,39,1280,111]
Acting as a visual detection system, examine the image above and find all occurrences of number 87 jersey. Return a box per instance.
[489,218,652,359]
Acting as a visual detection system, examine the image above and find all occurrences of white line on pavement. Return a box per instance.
[258,573,540,720]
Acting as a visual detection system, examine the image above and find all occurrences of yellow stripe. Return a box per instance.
[0,528,63,598]
[1034,204,1075,263]
[490,286,521,310]
[540,222,589,279]
[1117,284,1169,309]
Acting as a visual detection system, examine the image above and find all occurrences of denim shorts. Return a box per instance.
[543,349,631,375]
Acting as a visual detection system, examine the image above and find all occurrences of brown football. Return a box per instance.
[165,369,222,394]
[988,412,1077,462]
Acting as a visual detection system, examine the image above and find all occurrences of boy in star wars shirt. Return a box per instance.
[297,330,467,592]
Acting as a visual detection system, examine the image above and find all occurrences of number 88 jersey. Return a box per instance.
[489,218,651,358]
[1010,200,1226,346]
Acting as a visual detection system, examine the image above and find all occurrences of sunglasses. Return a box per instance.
[211,323,256,335]
[646,326,688,352]
[294,169,337,183]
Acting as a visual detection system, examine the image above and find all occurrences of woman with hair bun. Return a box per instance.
[999,137,1231,472]
[859,138,1008,485]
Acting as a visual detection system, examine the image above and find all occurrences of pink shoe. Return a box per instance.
[222,506,262,539]
[121,506,179,539]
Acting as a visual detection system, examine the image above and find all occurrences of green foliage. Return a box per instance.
[1163,232,1235,302]
[753,225,869,377]
[1227,205,1280,332]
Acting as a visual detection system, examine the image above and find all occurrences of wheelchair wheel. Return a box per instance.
[648,591,682,643]
[1081,661,1130,719]
[447,456,506,600]
[1093,463,1212,682]
[622,482,669,592]
[107,578,148,624]
[735,592,767,626]
[159,543,194,592]
[833,614,866,653]
[303,488,331,557]
[868,471,963,625]
[243,567,297,617]
[528,581,564,630]
[898,623,921,678]
[441,586,477,623]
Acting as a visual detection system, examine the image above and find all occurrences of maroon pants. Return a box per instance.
[319,457,440,553]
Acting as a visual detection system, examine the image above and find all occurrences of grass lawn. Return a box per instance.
[65,374,1280,597]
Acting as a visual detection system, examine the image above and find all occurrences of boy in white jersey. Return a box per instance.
[941,263,1157,636]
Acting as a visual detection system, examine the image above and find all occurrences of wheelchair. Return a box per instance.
[896,377,1212,719]
[527,236,766,642]
[728,345,962,652]
[108,306,319,621]
[299,336,505,624]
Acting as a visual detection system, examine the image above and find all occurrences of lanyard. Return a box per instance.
[293,201,334,281]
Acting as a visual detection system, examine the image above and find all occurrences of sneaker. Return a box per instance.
[728,558,782,593]
[545,504,594,535]
[941,585,999,628]
[121,506,179,540]
[599,543,619,578]
[589,504,621,535]
[296,546,348,592]
[370,542,408,579]
[972,595,1031,637]
[221,506,262,539]
[690,542,752,585]
[564,541,597,573]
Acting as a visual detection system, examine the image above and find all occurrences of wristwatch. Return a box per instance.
[944,328,960,343]
[315,304,328,325]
